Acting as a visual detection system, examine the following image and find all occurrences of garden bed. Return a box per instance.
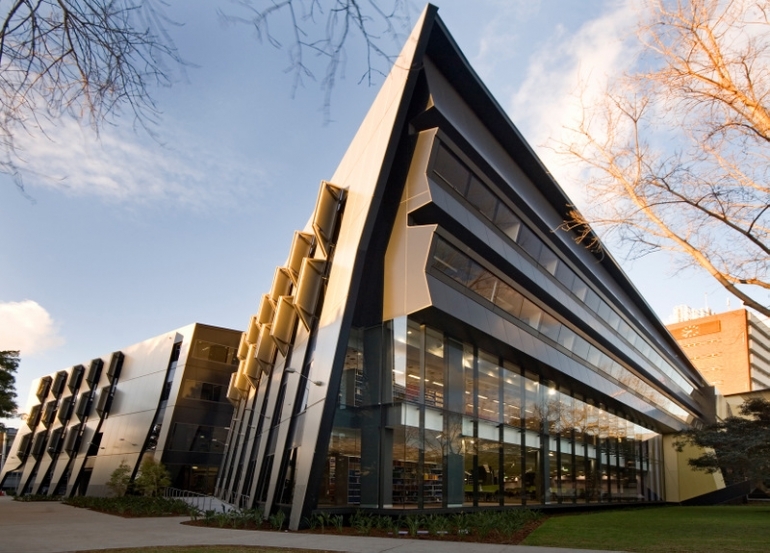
[183,508,545,545]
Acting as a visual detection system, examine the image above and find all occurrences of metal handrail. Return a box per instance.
[163,487,235,513]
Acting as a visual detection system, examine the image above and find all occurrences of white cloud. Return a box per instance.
[507,0,640,205]
[9,116,267,211]
[472,0,540,80]
[0,300,64,356]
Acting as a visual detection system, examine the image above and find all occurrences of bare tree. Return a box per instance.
[0,0,182,193]
[559,0,770,317]
[220,0,410,121]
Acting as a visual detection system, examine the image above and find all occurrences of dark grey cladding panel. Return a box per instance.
[426,178,590,324]
[425,274,687,431]
[419,62,703,389]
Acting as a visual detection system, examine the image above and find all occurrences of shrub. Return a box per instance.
[133,457,170,497]
[269,509,286,530]
[13,494,60,502]
[64,495,193,516]
[106,461,132,497]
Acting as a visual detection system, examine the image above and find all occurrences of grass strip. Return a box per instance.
[522,505,770,553]
[77,547,337,553]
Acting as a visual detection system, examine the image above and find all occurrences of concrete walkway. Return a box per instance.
[0,496,625,553]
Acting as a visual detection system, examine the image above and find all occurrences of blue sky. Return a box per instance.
[0,0,727,424]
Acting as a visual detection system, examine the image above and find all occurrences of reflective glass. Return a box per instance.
[517,225,542,260]
[524,444,542,504]
[405,320,421,403]
[392,420,420,508]
[392,317,407,401]
[524,374,541,432]
[503,434,523,504]
[477,350,500,422]
[502,361,523,427]
[434,144,470,193]
[494,204,521,241]
[468,269,497,302]
[539,312,561,342]
[425,327,444,408]
[423,422,444,507]
[477,436,500,505]
[538,247,559,275]
[519,299,542,329]
[494,283,524,317]
[467,176,498,221]
[555,262,576,290]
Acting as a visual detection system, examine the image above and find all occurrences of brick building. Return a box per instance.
[668,308,770,394]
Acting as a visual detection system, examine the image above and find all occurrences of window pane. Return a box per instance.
[477,350,499,422]
[403,320,421,403]
[517,226,542,260]
[465,346,475,417]
[539,312,561,342]
[434,145,470,193]
[524,374,541,432]
[467,176,498,221]
[469,270,497,302]
[519,299,542,330]
[584,289,601,312]
[572,278,588,301]
[503,361,522,428]
[573,336,590,360]
[494,205,521,242]
[495,283,524,318]
[538,247,559,275]
[557,326,576,350]
[425,328,444,408]
[555,262,576,290]
[432,239,470,283]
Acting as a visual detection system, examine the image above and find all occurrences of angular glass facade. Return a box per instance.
[319,319,662,509]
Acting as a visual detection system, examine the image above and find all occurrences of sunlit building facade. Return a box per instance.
[215,6,718,530]
[0,323,240,497]
[668,308,770,394]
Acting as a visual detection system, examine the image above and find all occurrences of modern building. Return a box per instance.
[0,323,240,497]
[215,6,719,530]
[0,427,18,492]
[668,308,770,394]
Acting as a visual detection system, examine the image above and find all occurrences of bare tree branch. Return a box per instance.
[0,0,184,193]
[558,0,770,318]
[219,0,410,122]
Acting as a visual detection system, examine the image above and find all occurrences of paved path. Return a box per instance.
[0,496,625,553]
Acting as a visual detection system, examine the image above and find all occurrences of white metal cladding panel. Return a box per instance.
[87,331,177,496]
[66,361,113,497]
[286,7,431,530]
[383,129,437,321]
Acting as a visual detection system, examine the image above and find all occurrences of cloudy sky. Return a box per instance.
[0,0,726,424]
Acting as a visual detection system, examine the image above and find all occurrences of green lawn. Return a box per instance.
[80,548,328,553]
[522,505,770,553]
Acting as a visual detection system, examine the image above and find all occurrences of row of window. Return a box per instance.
[192,340,240,365]
[166,422,228,454]
[181,379,226,403]
[432,143,695,397]
[322,321,662,508]
[430,238,690,423]
[392,318,660,442]
[17,355,122,467]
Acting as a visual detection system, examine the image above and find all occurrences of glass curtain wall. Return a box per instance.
[319,317,663,509]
